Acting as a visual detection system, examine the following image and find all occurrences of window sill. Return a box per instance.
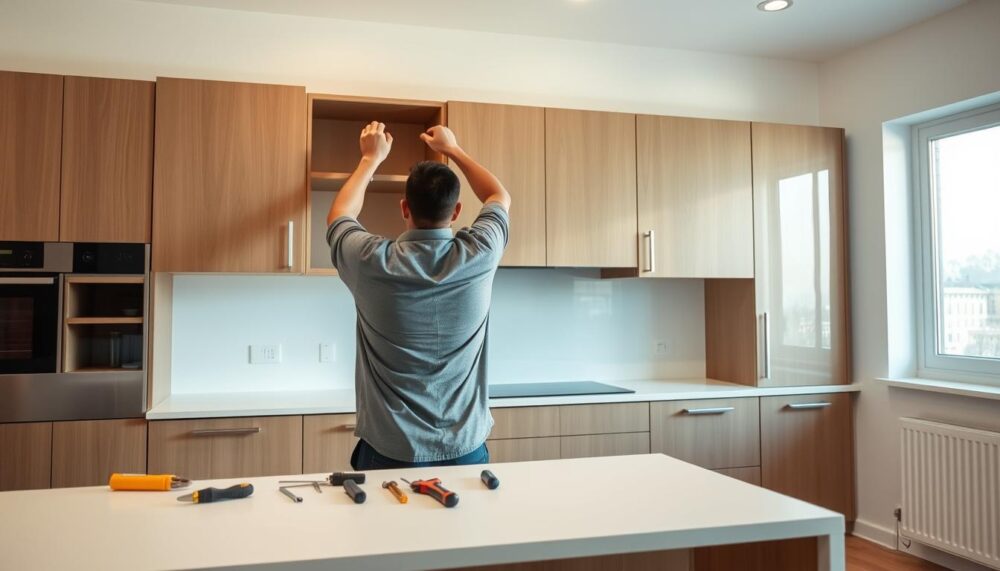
[877,377,1000,402]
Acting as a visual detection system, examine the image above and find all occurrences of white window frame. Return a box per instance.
[913,103,1000,384]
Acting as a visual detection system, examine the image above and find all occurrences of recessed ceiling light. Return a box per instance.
[757,0,792,12]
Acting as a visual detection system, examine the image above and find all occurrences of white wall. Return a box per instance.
[169,272,706,394]
[0,0,818,123]
[818,1,1000,567]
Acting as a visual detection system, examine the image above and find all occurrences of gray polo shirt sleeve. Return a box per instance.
[459,202,510,258]
[326,216,385,287]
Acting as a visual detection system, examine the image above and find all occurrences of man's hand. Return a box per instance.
[420,125,460,157]
[360,121,393,164]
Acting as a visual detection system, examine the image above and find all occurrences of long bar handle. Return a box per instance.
[0,277,55,285]
[190,427,262,436]
[643,230,655,273]
[341,424,357,430]
[286,220,294,270]
[760,312,771,380]
[682,407,735,415]
[786,402,832,410]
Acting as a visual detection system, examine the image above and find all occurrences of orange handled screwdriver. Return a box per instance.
[401,477,458,508]
[382,480,408,504]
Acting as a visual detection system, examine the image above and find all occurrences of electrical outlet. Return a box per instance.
[654,339,673,356]
[319,343,336,363]
[249,344,282,364]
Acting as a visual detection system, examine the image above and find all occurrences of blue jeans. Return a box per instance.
[350,439,490,471]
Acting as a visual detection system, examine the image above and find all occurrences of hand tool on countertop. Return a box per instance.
[401,477,458,508]
[279,486,303,503]
[480,470,500,490]
[278,480,323,493]
[280,472,365,487]
[177,483,254,504]
[343,479,366,504]
[109,473,191,491]
[382,480,408,504]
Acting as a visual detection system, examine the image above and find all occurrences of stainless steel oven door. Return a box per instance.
[0,274,60,374]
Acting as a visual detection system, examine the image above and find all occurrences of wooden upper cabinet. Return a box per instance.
[752,123,849,386]
[636,116,753,278]
[152,78,307,272]
[448,102,546,267]
[0,71,62,242]
[60,77,154,243]
[545,109,637,268]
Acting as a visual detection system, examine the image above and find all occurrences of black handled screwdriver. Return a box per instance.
[177,483,254,504]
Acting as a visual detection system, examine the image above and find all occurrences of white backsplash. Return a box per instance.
[169,270,706,394]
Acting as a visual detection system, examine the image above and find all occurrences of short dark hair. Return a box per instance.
[405,161,460,226]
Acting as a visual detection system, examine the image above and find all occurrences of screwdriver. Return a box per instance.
[382,480,408,504]
[177,483,254,504]
[401,477,459,508]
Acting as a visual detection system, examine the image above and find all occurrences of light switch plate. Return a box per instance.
[250,344,282,364]
[319,343,336,363]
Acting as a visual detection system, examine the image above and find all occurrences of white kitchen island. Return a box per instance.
[0,454,844,571]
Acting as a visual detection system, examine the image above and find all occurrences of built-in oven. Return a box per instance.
[0,242,72,375]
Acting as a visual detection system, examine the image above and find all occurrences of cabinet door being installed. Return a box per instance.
[152,78,306,272]
[448,102,546,267]
[752,123,849,387]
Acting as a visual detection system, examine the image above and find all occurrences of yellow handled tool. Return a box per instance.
[382,480,408,504]
[109,473,190,491]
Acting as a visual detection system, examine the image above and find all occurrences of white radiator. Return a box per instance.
[900,417,1000,570]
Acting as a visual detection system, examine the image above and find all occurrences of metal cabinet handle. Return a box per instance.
[760,312,771,380]
[682,407,735,415]
[0,277,55,285]
[286,220,294,270]
[785,402,832,410]
[190,427,262,436]
[643,230,655,273]
[341,424,356,430]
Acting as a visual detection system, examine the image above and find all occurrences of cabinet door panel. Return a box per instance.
[760,393,854,519]
[153,78,306,272]
[560,433,649,459]
[559,403,649,436]
[0,422,52,491]
[51,419,147,488]
[490,406,560,439]
[60,77,154,243]
[449,102,546,266]
[650,398,759,470]
[486,437,561,463]
[303,414,357,473]
[148,416,302,480]
[545,109,637,267]
[752,123,849,387]
[637,116,753,278]
[0,72,62,241]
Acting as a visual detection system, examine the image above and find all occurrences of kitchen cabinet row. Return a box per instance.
[0,394,855,521]
[0,71,154,243]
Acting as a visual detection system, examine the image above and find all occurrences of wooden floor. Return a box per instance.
[847,535,948,571]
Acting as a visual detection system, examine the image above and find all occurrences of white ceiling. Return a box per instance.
[143,0,966,61]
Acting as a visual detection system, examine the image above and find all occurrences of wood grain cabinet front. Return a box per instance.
[148,416,303,480]
[51,419,147,488]
[560,433,650,459]
[650,398,760,470]
[0,71,63,242]
[60,76,155,243]
[303,414,358,473]
[486,437,561,463]
[489,406,560,440]
[0,422,52,491]
[559,403,649,436]
[760,393,855,520]
[152,78,307,272]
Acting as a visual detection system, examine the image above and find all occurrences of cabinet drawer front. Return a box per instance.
[148,416,302,480]
[560,433,650,459]
[650,398,759,470]
[715,466,761,486]
[0,422,52,491]
[490,406,560,439]
[559,403,649,436]
[486,437,561,463]
[52,419,147,488]
[303,414,357,474]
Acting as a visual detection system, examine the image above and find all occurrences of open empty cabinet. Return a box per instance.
[306,94,446,274]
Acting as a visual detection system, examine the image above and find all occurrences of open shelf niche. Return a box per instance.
[63,276,145,372]
[307,94,446,274]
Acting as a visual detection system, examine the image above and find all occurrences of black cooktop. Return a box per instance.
[488,381,634,399]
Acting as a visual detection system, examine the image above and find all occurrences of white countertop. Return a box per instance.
[146,378,861,420]
[0,454,845,571]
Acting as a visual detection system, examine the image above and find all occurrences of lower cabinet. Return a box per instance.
[650,397,759,470]
[760,393,855,519]
[148,416,303,480]
[51,419,146,488]
[0,422,52,491]
[487,437,561,463]
[560,432,650,459]
[303,414,357,473]
[715,466,761,486]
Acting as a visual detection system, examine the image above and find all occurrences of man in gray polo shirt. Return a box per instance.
[326,121,511,470]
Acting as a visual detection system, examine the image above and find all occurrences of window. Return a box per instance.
[914,104,1000,383]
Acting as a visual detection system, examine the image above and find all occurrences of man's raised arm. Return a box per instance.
[421,126,511,211]
[327,121,393,226]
